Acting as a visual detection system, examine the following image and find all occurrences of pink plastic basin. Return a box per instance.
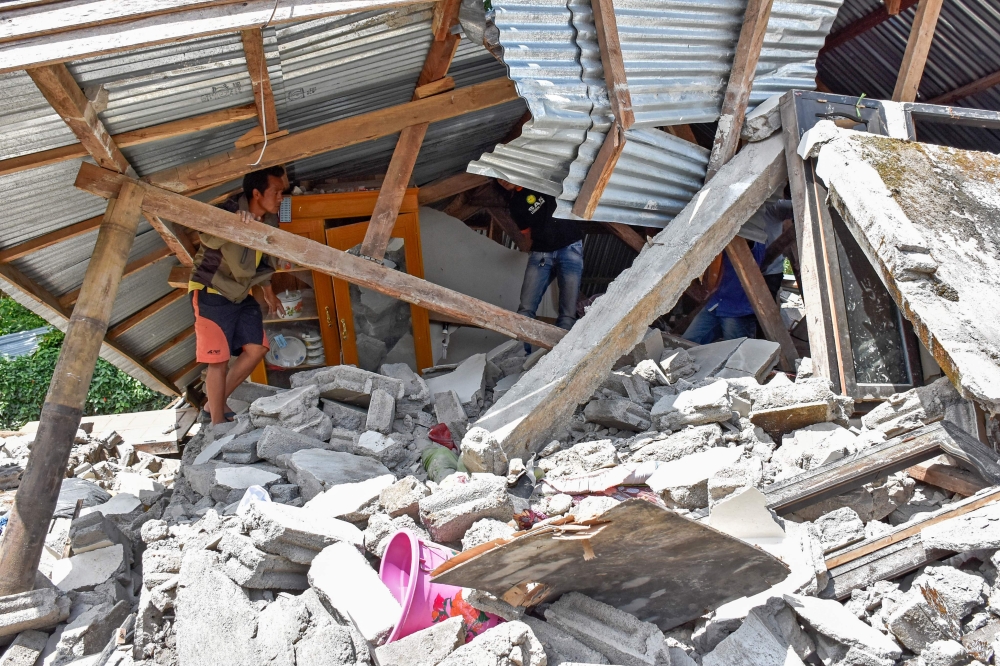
[379,530,502,643]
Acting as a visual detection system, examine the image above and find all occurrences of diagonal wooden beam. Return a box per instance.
[572,123,626,220]
[77,163,567,349]
[892,0,944,102]
[602,221,645,254]
[418,172,490,205]
[58,246,174,308]
[144,77,518,194]
[929,69,1000,105]
[591,0,633,129]
[241,27,280,133]
[106,288,187,340]
[27,63,129,173]
[144,213,196,266]
[820,0,919,54]
[0,215,102,263]
[0,104,257,179]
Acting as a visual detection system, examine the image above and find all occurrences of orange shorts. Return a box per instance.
[191,290,268,363]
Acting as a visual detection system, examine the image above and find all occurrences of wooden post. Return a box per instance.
[602,221,646,253]
[892,0,944,102]
[0,182,144,596]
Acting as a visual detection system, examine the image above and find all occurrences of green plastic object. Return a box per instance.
[422,445,459,483]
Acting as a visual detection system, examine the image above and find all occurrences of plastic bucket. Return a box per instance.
[379,530,502,643]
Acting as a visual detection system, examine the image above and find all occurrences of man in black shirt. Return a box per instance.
[498,179,585,338]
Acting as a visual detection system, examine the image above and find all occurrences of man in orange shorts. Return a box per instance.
[189,167,286,424]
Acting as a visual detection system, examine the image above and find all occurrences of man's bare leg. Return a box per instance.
[222,343,269,407]
[205,361,230,425]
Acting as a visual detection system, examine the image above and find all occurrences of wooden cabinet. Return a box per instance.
[251,189,431,386]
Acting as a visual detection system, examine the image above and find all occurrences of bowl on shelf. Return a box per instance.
[265,335,307,368]
[301,330,323,348]
[277,290,303,319]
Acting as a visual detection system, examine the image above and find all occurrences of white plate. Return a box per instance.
[266,336,307,368]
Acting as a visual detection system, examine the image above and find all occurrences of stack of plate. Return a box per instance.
[265,336,307,368]
[301,330,325,367]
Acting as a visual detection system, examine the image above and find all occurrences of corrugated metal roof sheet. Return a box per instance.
[149,335,197,379]
[0,71,78,161]
[0,326,50,359]
[114,297,194,359]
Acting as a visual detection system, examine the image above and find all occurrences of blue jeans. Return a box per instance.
[682,307,757,345]
[518,240,584,339]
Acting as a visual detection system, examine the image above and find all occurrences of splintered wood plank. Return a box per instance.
[750,401,829,441]
[167,264,189,288]
[590,0,633,129]
[144,77,517,194]
[143,213,196,266]
[241,28,279,132]
[432,500,788,630]
[602,222,645,253]
[930,70,1000,105]
[75,163,566,350]
[892,0,944,102]
[907,459,988,497]
[475,135,787,460]
[572,123,625,220]
[418,172,489,205]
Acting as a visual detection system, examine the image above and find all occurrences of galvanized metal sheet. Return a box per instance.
[0,71,78,161]
[115,296,194,359]
[150,335,197,380]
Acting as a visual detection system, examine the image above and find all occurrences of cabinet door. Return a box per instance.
[326,213,433,374]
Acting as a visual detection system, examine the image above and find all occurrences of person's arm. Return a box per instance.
[260,284,284,317]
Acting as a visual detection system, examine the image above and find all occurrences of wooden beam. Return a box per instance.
[665,124,699,145]
[58,246,174,308]
[0,0,427,74]
[144,77,518,194]
[929,69,1000,105]
[0,182,145,596]
[602,222,645,254]
[725,239,797,371]
[414,76,456,99]
[143,213,196,266]
[106,288,187,340]
[167,264,189,289]
[0,103,257,178]
[892,0,944,102]
[0,215,102,263]
[820,0,919,54]
[27,63,129,172]
[146,326,195,364]
[417,35,461,87]
[572,123,626,220]
[705,0,774,179]
[431,0,462,41]
[907,459,987,497]
[76,163,567,350]
[885,0,903,15]
[241,28,279,133]
[418,172,490,205]
[359,123,428,260]
[474,135,788,461]
[590,0,634,129]
[487,207,530,252]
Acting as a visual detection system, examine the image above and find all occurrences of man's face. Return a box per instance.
[254,174,284,214]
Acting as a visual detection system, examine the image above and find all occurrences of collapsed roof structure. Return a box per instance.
[2,0,1000,664]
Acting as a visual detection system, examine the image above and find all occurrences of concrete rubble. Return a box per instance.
[2,348,998,666]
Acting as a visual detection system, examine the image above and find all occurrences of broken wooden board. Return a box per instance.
[907,458,988,497]
[474,134,787,461]
[749,400,829,441]
[431,499,789,631]
[763,420,1000,516]
[19,408,196,455]
[811,128,1000,413]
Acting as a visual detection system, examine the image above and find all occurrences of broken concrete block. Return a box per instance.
[351,431,405,465]
[741,94,782,142]
[707,455,763,503]
[628,424,723,463]
[438,621,546,666]
[278,449,391,502]
[115,471,165,505]
[322,399,368,431]
[0,589,69,639]
[703,607,805,666]
[50,544,125,592]
[219,531,309,589]
[659,348,697,383]
[546,592,668,666]
[886,586,959,653]
[427,354,486,405]
[569,495,620,521]
[292,365,404,405]
[911,564,988,619]
[379,476,431,518]
[715,338,781,382]
[79,492,141,521]
[460,427,509,476]
[374,615,465,666]
[784,593,902,662]
[309,542,401,645]
[68,512,128,555]
[631,328,665,365]
[652,379,732,431]
[218,429,263,464]
[303,473,395,523]
[433,390,469,439]
[583,399,651,432]
[176,549,261,666]
[622,374,655,406]
[0,629,48,665]
[249,384,320,427]
[646,446,745,509]
[287,406,334,441]
[708,487,786,540]
[365,388,396,435]
[211,465,282,503]
[418,475,515,543]
[244,501,364,564]
[43,598,130,665]
[774,422,858,472]
[461,518,516,550]
[686,338,746,381]
[538,439,618,477]
[55,478,111,518]
[466,589,525,622]
[522,615,609,665]
[917,500,1000,552]
[862,377,972,438]
[813,507,866,553]
[920,639,968,666]
[381,363,431,414]
[744,377,852,436]
[790,471,915,523]
[493,372,521,401]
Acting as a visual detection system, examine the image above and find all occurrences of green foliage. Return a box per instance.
[0,293,47,335]
[0,297,169,430]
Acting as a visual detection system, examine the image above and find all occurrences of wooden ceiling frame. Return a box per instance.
[820,0,919,54]
[892,0,944,102]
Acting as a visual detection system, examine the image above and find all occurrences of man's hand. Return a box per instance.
[262,285,285,318]
[238,210,260,225]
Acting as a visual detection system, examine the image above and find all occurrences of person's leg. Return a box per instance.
[720,314,758,340]
[205,362,230,424]
[225,343,268,396]
[553,240,584,330]
[190,291,235,424]
[224,297,271,407]
[682,307,722,344]
[517,251,555,351]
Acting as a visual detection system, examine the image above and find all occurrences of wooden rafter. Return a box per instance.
[106,289,187,340]
[602,222,645,254]
[27,62,129,173]
[0,215,102,263]
[144,77,518,194]
[820,0,919,54]
[892,0,944,102]
[418,172,490,205]
[0,0,425,74]
[77,163,567,349]
[241,27,280,134]
[143,213,196,266]
[0,104,257,178]
[929,69,1000,105]
[58,246,174,308]
[572,123,626,220]
[665,124,699,145]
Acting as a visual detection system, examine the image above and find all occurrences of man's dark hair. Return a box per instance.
[243,168,282,202]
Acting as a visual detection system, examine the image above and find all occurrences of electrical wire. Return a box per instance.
[249,0,282,167]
